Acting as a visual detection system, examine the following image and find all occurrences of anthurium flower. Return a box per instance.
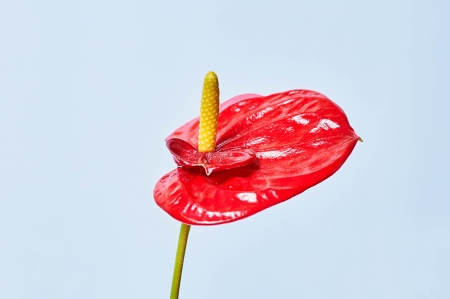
[155,88,359,225]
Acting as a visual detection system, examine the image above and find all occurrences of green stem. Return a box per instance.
[170,223,191,299]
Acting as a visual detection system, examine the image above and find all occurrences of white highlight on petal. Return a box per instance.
[311,140,326,147]
[292,115,309,125]
[310,119,340,133]
[182,202,191,213]
[196,206,204,214]
[237,193,258,203]
[255,107,274,119]
[246,136,267,146]
[257,149,292,159]
[203,211,244,222]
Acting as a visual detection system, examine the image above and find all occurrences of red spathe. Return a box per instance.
[154,90,359,225]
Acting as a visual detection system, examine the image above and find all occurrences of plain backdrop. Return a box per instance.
[1,0,449,298]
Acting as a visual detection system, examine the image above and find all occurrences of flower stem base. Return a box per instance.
[170,223,191,299]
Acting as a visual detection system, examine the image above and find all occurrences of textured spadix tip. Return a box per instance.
[204,71,218,83]
[198,71,220,153]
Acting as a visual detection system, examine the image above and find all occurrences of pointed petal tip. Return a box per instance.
[201,164,213,176]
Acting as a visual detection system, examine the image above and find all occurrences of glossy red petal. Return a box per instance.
[166,138,204,167]
[166,138,256,175]
[155,90,359,225]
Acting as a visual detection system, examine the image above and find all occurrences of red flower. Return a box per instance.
[154,90,359,225]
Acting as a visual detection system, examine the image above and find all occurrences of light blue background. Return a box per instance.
[1,1,449,298]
